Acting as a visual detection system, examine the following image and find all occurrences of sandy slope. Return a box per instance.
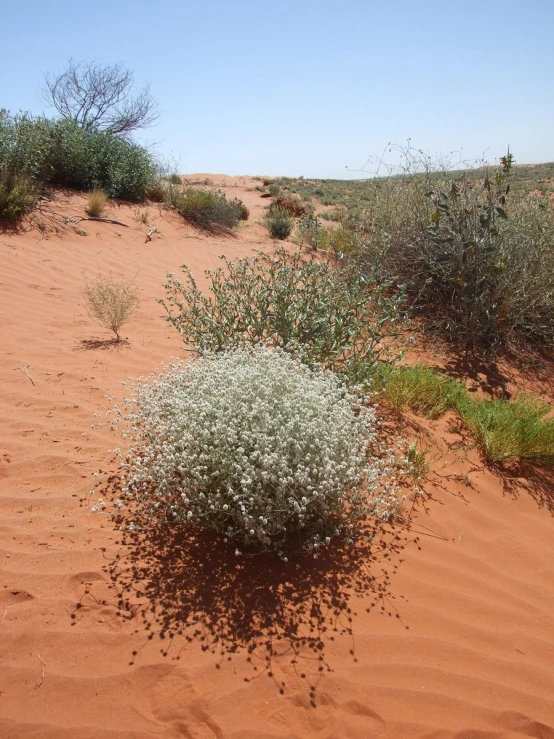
[0,179,553,738]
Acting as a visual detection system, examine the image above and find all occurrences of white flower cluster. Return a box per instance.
[116,347,400,555]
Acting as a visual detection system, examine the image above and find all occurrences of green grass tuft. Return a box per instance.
[380,363,554,465]
[456,394,554,464]
[380,364,461,418]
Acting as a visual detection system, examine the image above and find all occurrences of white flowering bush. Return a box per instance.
[114,347,400,556]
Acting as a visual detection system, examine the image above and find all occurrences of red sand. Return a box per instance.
[0,178,553,738]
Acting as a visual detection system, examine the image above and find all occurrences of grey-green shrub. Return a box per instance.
[160,248,405,385]
[356,153,554,351]
[113,347,401,556]
[168,186,244,230]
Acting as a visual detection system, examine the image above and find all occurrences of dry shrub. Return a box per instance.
[83,274,138,341]
[86,189,108,217]
[270,195,310,217]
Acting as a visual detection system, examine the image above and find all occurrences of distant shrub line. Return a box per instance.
[0,110,157,203]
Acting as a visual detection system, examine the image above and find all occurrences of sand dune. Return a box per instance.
[0,179,553,738]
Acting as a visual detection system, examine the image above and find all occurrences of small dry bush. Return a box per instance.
[86,189,108,217]
[83,275,138,342]
[270,195,310,217]
[134,208,149,225]
[145,179,168,202]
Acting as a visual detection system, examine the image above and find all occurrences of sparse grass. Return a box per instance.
[406,438,433,484]
[380,363,554,465]
[264,206,294,239]
[83,274,139,342]
[86,189,108,217]
[167,174,181,185]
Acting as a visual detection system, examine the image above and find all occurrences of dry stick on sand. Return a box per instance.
[66,216,129,227]
[37,207,129,228]
[35,654,46,689]
[395,514,449,541]
[23,365,36,386]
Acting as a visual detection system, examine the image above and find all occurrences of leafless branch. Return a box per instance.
[42,59,159,137]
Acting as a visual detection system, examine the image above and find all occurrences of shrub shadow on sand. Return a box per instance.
[104,494,413,702]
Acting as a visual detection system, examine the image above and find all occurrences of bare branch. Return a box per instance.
[42,59,159,137]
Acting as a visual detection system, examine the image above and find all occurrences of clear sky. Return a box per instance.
[2,0,552,178]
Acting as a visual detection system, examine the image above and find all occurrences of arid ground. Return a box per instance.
[0,177,553,738]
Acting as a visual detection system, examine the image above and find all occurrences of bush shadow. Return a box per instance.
[76,337,131,351]
[105,500,411,701]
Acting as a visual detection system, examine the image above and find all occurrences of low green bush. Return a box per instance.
[0,169,37,222]
[160,247,404,384]
[0,110,157,201]
[114,347,401,556]
[168,186,244,231]
[264,206,294,239]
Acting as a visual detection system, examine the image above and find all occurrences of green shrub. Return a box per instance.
[268,183,280,196]
[168,186,244,231]
[264,206,294,239]
[0,169,37,222]
[114,347,401,556]
[167,173,182,185]
[0,111,157,200]
[160,248,405,384]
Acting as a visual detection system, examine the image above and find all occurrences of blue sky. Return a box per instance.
[2,0,552,178]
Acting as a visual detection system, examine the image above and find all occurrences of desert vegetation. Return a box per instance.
[263,150,554,355]
[380,363,554,464]
[160,247,404,383]
[113,347,402,557]
[83,274,139,342]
